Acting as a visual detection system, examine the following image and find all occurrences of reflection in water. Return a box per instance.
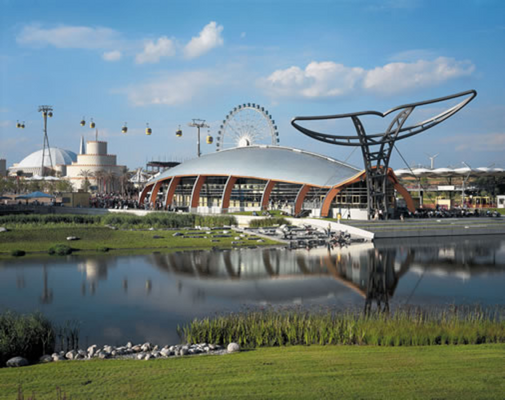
[0,236,503,346]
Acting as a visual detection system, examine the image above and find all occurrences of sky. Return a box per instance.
[1,0,504,171]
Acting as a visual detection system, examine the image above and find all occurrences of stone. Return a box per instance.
[144,354,151,361]
[132,345,142,352]
[104,345,113,354]
[151,351,160,358]
[209,344,216,350]
[180,348,188,356]
[160,349,171,357]
[66,236,79,241]
[126,342,133,349]
[137,353,145,360]
[75,354,85,360]
[153,345,159,351]
[141,342,151,352]
[111,350,117,356]
[173,232,183,237]
[39,355,53,363]
[65,350,77,360]
[0,227,8,233]
[6,356,28,367]
[78,349,86,356]
[227,342,240,353]
[53,355,66,362]
[98,352,110,359]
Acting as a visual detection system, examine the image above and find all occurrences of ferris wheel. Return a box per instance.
[216,103,279,151]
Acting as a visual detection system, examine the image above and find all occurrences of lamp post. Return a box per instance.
[188,119,210,157]
[461,161,472,208]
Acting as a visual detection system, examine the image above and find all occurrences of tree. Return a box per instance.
[79,169,92,192]
[93,170,106,194]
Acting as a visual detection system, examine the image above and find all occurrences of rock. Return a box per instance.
[137,353,145,360]
[65,350,77,360]
[209,344,216,350]
[141,342,151,352]
[39,355,53,363]
[104,345,113,354]
[160,349,171,357]
[153,345,159,351]
[6,356,29,367]
[227,342,240,353]
[144,354,151,361]
[152,235,163,239]
[132,345,142,352]
[53,355,66,362]
[173,232,183,237]
[180,348,188,356]
[75,354,85,360]
[111,350,117,356]
[126,342,133,349]
[151,351,160,358]
[78,349,86,356]
[66,236,79,241]
[0,227,8,233]
[98,352,110,359]
[204,346,210,353]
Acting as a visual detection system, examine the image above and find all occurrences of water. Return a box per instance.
[0,235,504,346]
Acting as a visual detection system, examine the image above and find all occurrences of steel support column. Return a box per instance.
[139,183,153,206]
[294,185,312,216]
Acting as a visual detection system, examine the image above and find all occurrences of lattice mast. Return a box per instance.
[38,105,54,177]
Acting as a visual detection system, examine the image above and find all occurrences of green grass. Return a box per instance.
[1,345,503,399]
[0,227,279,257]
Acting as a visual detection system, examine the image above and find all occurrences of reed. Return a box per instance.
[0,311,55,366]
[179,306,505,349]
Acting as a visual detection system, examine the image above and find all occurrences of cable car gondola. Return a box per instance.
[80,117,86,126]
[176,125,182,137]
[122,123,128,134]
[90,118,95,129]
[145,123,152,135]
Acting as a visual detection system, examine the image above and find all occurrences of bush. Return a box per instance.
[249,217,289,228]
[48,244,73,256]
[10,249,26,257]
[0,311,55,366]
[97,246,110,252]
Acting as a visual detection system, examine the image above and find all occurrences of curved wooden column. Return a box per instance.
[294,185,311,216]
[139,183,153,206]
[390,178,416,213]
[190,175,207,212]
[149,180,164,205]
[261,180,276,210]
[321,187,343,217]
[164,177,181,209]
[221,176,237,213]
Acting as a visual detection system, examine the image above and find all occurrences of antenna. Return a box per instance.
[425,153,439,169]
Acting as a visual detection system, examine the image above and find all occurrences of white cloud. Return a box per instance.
[240,32,246,39]
[102,50,122,62]
[443,133,505,152]
[17,24,120,49]
[363,57,475,94]
[259,57,475,99]
[183,21,224,59]
[124,70,219,106]
[135,36,176,64]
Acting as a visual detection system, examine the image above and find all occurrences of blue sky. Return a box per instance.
[1,0,504,171]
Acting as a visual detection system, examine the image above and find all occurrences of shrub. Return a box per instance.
[0,311,55,366]
[97,246,110,252]
[10,249,26,257]
[249,217,289,228]
[48,244,73,256]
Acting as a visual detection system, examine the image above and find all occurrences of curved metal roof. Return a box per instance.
[151,146,361,187]
[394,167,505,178]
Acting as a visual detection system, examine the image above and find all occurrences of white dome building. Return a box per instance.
[9,147,77,177]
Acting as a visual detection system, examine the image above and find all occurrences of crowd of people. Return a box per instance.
[90,193,141,210]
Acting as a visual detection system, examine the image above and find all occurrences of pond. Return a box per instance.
[0,235,504,347]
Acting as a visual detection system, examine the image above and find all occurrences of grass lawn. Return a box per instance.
[0,227,280,257]
[0,345,503,399]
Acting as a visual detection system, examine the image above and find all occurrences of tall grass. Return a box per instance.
[0,311,55,365]
[0,213,237,229]
[179,306,505,349]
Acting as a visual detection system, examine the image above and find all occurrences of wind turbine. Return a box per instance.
[425,153,439,169]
